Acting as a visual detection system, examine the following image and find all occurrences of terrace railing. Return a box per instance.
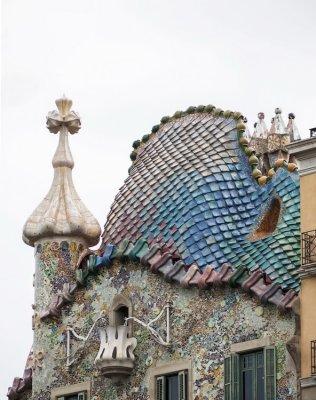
[301,230,316,266]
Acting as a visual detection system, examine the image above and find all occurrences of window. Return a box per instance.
[57,393,86,400]
[149,360,192,400]
[311,340,316,375]
[156,371,187,400]
[114,305,129,326]
[224,347,276,400]
[252,198,281,240]
[51,382,90,400]
[109,294,133,336]
[240,351,264,400]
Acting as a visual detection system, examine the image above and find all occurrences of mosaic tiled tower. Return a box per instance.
[23,96,101,396]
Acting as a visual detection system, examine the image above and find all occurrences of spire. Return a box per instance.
[23,96,101,247]
[286,113,301,141]
[270,107,286,135]
[242,117,251,139]
[255,112,268,138]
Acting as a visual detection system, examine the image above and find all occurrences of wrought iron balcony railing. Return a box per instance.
[301,230,316,266]
[311,340,316,375]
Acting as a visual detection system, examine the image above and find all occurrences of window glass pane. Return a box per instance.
[166,374,179,400]
[257,353,264,400]
[241,350,264,400]
[242,370,254,400]
[66,396,78,400]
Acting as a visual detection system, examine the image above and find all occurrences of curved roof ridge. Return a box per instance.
[129,104,244,164]
[37,238,298,321]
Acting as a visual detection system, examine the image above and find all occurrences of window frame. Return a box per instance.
[225,338,276,400]
[109,293,133,337]
[149,359,193,400]
[51,382,90,400]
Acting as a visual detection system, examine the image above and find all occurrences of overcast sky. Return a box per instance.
[1,0,316,396]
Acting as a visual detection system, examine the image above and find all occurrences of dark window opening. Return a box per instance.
[311,340,316,375]
[224,347,276,400]
[57,392,86,400]
[114,305,129,326]
[156,370,187,400]
[252,198,281,240]
[241,351,264,400]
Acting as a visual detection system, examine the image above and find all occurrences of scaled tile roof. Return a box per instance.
[102,108,300,291]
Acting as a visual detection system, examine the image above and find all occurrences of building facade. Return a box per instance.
[7,98,316,400]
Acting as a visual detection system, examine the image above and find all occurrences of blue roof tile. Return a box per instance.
[103,112,301,291]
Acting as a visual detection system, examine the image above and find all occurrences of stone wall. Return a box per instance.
[33,242,297,399]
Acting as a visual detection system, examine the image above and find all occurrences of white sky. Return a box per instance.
[1,0,316,396]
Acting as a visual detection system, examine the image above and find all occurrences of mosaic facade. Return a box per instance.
[9,99,303,399]
[32,254,297,399]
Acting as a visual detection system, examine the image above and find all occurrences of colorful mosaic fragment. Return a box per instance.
[102,111,301,291]
[7,351,33,400]
[39,239,298,320]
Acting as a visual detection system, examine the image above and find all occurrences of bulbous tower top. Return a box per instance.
[22,96,101,247]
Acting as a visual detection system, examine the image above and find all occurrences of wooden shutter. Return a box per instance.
[231,353,239,400]
[224,356,232,400]
[224,354,239,400]
[156,376,166,400]
[264,346,276,400]
[178,370,186,400]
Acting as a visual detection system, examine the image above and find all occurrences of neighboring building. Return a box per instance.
[7,97,316,400]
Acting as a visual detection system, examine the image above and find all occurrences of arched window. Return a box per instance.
[252,197,281,240]
[114,305,129,327]
[109,294,133,336]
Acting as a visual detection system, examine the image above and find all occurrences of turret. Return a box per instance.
[23,96,101,396]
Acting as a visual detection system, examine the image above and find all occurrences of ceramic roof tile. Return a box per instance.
[102,111,300,291]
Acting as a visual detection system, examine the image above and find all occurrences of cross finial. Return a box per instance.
[46,95,81,134]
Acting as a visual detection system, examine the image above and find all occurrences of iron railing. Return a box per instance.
[311,340,316,375]
[301,230,316,266]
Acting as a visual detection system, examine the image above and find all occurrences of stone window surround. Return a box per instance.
[148,359,193,400]
[51,381,91,400]
[230,336,271,354]
[109,293,133,336]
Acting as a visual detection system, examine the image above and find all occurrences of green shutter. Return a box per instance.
[156,376,166,400]
[78,392,86,400]
[178,370,186,400]
[264,347,276,400]
[231,353,240,400]
[224,356,232,400]
[224,355,239,400]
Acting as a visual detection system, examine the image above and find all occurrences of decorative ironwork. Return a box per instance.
[66,311,106,368]
[125,301,171,346]
[301,230,316,266]
[311,340,316,375]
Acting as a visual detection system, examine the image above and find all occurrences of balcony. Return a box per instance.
[94,325,137,380]
[301,230,316,266]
